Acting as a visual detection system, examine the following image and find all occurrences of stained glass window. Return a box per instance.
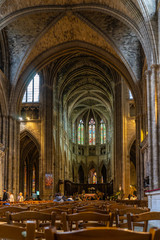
[100,120,106,144]
[78,120,84,144]
[89,118,95,145]
[32,164,35,193]
[22,74,40,103]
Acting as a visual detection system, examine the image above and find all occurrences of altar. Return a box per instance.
[84,193,96,198]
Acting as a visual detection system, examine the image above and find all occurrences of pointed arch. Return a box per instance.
[20,130,40,150]
[20,130,40,198]
[78,165,84,184]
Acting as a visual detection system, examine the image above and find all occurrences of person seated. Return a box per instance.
[67,195,74,201]
[53,193,64,202]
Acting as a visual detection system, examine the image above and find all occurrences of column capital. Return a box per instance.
[41,83,53,90]
[150,64,160,70]
[145,70,151,77]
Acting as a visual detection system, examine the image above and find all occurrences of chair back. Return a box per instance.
[116,207,149,228]
[45,226,160,240]
[0,221,35,240]
[62,211,114,231]
[127,211,160,231]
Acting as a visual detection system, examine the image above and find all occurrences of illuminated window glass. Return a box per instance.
[27,80,33,102]
[72,124,75,143]
[78,120,84,144]
[32,164,35,193]
[100,120,106,144]
[34,74,40,102]
[22,74,40,103]
[89,118,95,145]
[22,91,26,103]
[129,90,133,100]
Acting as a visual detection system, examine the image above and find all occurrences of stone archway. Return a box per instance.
[130,140,136,186]
[20,131,40,199]
[78,165,84,184]
[101,164,107,183]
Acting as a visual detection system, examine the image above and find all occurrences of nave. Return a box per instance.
[0,2,160,240]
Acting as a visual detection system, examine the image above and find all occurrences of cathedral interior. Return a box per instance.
[0,0,159,200]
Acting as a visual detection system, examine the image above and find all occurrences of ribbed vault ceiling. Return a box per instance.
[55,53,119,125]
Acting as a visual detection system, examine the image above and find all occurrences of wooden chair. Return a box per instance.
[116,207,150,228]
[75,208,109,214]
[127,211,160,232]
[62,211,114,231]
[40,208,72,230]
[6,210,55,233]
[45,226,160,240]
[0,221,35,240]
[40,207,72,214]
[0,205,29,222]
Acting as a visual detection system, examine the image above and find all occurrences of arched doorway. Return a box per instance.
[130,140,136,186]
[20,132,39,199]
[88,168,97,184]
[101,165,107,183]
[78,165,84,183]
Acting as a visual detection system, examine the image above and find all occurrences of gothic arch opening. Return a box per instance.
[130,140,136,186]
[78,165,84,184]
[88,168,97,184]
[101,164,107,183]
[20,132,39,199]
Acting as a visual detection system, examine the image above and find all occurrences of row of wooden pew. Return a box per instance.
[0,200,159,240]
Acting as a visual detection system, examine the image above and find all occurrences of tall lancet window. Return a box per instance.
[100,120,106,144]
[129,90,133,100]
[78,120,84,144]
[89,118,95,145]
[72,123,75,143]
[22,74,40,103]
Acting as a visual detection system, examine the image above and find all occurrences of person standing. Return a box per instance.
[9,192,14,203]
[17,192,24,202]
[2,189,8,201]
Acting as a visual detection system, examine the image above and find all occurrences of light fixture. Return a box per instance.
[19,117,23,121]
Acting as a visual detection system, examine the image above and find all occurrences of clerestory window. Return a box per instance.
[22,74,40,103]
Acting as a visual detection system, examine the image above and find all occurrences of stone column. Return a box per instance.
[6,116,20,198]
[8,116,13,192]
[157,65,160,187]
[136,115,143,199]
[145,70,152,189]
[150,65,158,189]
[114,78,123,192]
[0,149,5,197]
[41,69,54,199]
[146,65,160,190]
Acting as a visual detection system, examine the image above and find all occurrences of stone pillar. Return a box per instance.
[2,116,8,189]
[0,148,5,197]
[146,65,160,190]
[41,69,54,199]
[136,115,143,199]
[6,116,20,198]
[8,116,13,192]
[114,78,123,192]
[157,66,160,187]
[150,65,158,189]
[145,70,152,189]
